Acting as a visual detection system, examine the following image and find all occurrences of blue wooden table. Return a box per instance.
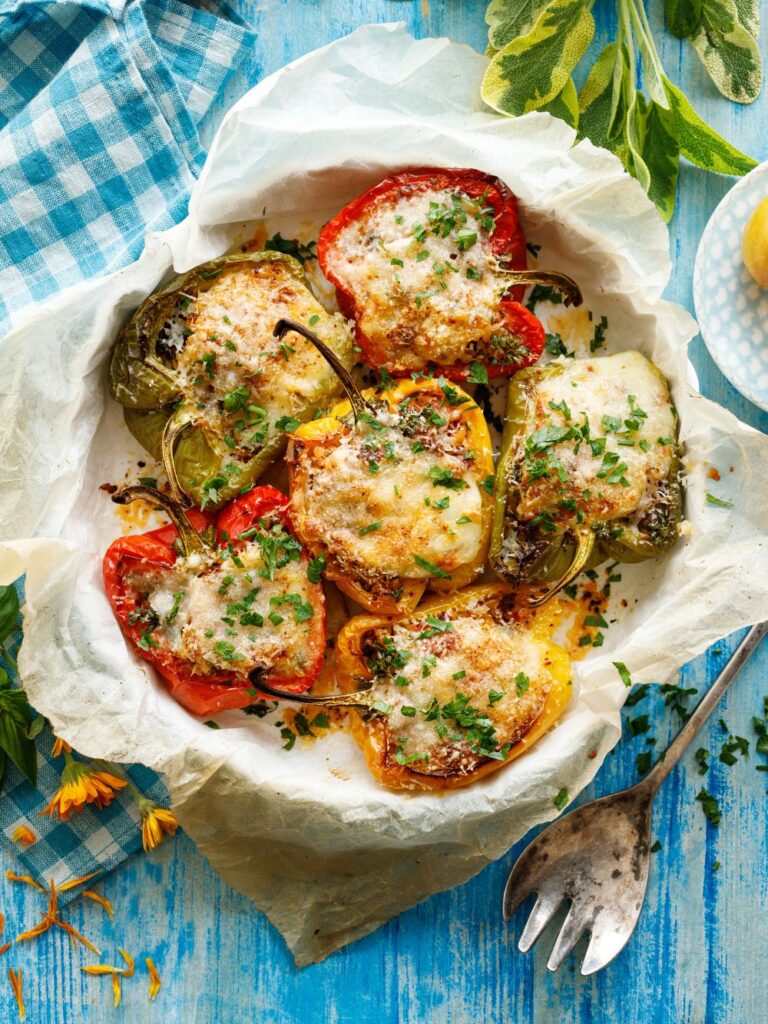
[4,3,768,1021]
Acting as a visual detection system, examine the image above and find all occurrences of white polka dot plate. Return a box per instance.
[694,160,768,412]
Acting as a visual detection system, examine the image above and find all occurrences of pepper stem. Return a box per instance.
[498,270,583,308]
[112,486,210,558]
[527,526,596,607]
[273,318,376,425]
[250,672,376,711]
[161,406,196,507]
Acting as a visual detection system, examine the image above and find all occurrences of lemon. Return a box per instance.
[742,197,768,287]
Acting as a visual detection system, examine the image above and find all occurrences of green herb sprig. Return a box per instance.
[481,0,757,220]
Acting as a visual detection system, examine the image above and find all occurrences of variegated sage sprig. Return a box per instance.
[481,0,759,221]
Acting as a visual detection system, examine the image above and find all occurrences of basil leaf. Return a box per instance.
[626,94,680,223]
[540,76,579,128]
[486,0,553,51]
[0,585,20,646]
[482,0,595,117]
[689,0,761,104]
[0,687,36,785]
[664,0,703,38]
[663,76,757,173]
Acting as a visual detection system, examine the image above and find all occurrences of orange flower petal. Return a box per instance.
[46,916,100,955]
[118,949,134,977]
[14,916,51,943]
[112,972,121,1007]
[11,827,36,848]
[57,869,102,893]
[8,968,24,1021]
[51,737,71,757]
[0,943,12,957]
[82,891,114,919]
[82,965,118,976]
[146,957,161,1000]
[6,871,45,893]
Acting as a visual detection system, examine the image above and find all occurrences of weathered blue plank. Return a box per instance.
[2,2,767,1021]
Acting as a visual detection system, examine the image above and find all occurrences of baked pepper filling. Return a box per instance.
[123,523,317,680]
[322,186,513,372]
[167,262,349,462]
[361,601,557,776]
[288,384,489,598]
[515,351,678,529]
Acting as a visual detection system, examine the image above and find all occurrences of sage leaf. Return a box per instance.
[626,94,680,222]
[689,0,761,104]
[0,585,19,645]
[578,43,629,160]
[482,0,595,117]
[733,0,759,39]
[27,714,46,740]
[663,76,757,174]
[540,76,579,128]
[0,682,36,785]
[486,0,553,51]
[664,0,703,39]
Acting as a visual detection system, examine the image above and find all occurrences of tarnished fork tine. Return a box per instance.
[546,903,590,972]
[517,891,565,953]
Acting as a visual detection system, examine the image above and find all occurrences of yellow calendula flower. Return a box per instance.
[38,754,127,821]
[141,806,178,852]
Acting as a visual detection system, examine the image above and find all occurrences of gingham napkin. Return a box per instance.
[0,0,257,893]
[0,0,257,333]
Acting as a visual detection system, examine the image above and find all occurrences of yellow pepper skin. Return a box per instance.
[287,378,494,615]
[109,252,353,509]
[334,584,572,793]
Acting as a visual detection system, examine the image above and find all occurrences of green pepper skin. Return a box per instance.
[109,251,354,509]
[490,357,683,590]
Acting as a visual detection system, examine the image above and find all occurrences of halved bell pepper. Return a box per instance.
[109,251,353,509]
[490,351,683,603]
[318,166,581,381]
[103,485,325,716]
[277,319,494,615]
[253,584,572,793]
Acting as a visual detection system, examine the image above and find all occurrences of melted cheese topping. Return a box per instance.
[127,537,317,678]
[516,352,676,525]
[289,409,484,584]
[171,262,349,453]
[324,188,509,371]
[368,607,553,774]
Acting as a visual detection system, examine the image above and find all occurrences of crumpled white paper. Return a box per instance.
[1,24,768,965]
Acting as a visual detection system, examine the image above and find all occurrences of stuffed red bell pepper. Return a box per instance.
[318,166,581,382]
[103,485,325,716]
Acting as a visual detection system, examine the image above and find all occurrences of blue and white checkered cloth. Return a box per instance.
[0,0,258,892]
[0,0,258,334]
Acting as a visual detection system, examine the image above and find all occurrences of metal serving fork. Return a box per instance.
[503,621,768,975]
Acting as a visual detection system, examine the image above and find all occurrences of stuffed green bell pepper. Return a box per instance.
[109,252,353,509]
[490,351,683,603]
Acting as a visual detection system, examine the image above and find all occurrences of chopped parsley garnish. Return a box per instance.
[306,554,326,584]
[553,787,569,810]
[264,232,317,265]
[467,362,488,385]
[138,476,158,489]
[269,593,314,624]
[590,314,608,353]
[275,415,302,432]
[515,672,530,696]
[694,747,710,774]
[488,689,505,705]
[214,640,244,662]
[223,386,250,413]
[480,474,495,495]
[428,466,466,490]
[613,662,632,687]
[696,787,721,826]
[358,521,382,536]
[413,555,452,579]
[165,591,185,625]
[705,492,734,509]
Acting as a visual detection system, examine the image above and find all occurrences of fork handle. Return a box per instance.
[641,621,768,794]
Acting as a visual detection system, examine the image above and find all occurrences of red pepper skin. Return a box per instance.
[103,488,325,717]
[318,166,544,381]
